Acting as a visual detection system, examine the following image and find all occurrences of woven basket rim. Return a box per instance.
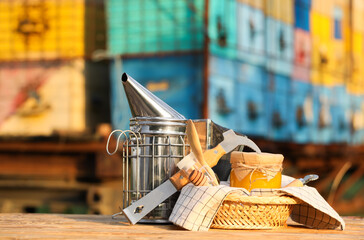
[224,192,301,205]
[212,192,300,229]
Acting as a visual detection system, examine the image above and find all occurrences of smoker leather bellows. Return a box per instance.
[121,73,187,223]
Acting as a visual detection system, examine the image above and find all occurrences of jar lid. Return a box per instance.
[230,152,283,181]
[230,152,284,166]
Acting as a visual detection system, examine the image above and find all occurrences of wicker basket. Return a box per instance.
[211,192,301,229]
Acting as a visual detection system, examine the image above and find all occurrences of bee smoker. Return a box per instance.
[119,73,188,223]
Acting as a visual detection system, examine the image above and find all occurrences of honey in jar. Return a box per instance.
[230,152,283,191]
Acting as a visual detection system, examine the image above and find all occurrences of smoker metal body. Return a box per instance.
[122,117,188,223]
[119,73,188,223]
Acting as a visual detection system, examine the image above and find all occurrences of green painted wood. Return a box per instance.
[107,0,205,55]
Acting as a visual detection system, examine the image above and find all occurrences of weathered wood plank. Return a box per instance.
[0,214,362,240]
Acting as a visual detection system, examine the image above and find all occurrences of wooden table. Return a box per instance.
[0,214,363,239]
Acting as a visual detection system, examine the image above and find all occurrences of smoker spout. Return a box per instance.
[121,73,185,119]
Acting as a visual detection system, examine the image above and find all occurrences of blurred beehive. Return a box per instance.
[205,0,364,145]
[107,0,205,55]
[205,1,364,214]
[0,0,105,61]
[0,0,117,215]
[349,0,364,95]
[0,60,83,135]
[106,0,364,144]
[104,0,364,215]
[0,59,110,136]
[107,0,206,131]
[0,0,109,136]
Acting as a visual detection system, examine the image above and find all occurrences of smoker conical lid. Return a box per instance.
[121,73,185,119]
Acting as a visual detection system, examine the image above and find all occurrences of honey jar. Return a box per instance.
[230,152,283,191]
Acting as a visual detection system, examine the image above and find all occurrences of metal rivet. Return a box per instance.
[134,205,144,214]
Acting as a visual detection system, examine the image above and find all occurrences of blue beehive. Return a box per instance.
[294,0,311,31]
[236,2,265,66]
[110,60,131,131]
[312,86,333,144]
[208,73,237,130]
[209,0,237,59]
[331,86,351,143]
[265,17,294,76]
[265,73,291,141]
[209,55,237,80]
[235,62,267,136]
[288,80,314,143]
[110,54,203,130]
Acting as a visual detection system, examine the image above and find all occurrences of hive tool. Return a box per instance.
[122,152,216,225]
[203,129,262,167]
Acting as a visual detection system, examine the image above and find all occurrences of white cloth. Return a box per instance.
[169,184,345,231]
[169,184,249,231]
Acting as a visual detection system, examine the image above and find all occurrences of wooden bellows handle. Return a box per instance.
[186,120,205,166]
[189,169,209,186]
[187,120,219,186]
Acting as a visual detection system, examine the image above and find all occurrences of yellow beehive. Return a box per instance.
[0,59,86,136]
[331,0,350,84]
[342,6,352,74]
[353,0,364,32]
[264,0,293,24]
[353,32,364,77]
[311,11,335,86]
[311,0,334,16]
[347,73,364,95]
[0,0,85,61]
[353,31,364,57]
[331,39,346,84]
[348,31,364,94]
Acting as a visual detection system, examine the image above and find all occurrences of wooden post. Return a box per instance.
[202,0,210,119]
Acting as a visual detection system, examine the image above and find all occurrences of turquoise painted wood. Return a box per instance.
[312,86,333,144]
[331,86,350,143]
[288,80,314,143]
[266,74,290,141]
[209,56,268,136]
[208,74,238,130]
[236,63,267,136]
[236,2,265,66]
[266,17,294,76]
[107,0,205,55]
[110,54,203,130]
[236,61,265,87]
[209,55,237,80]
[209,0,237,59]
